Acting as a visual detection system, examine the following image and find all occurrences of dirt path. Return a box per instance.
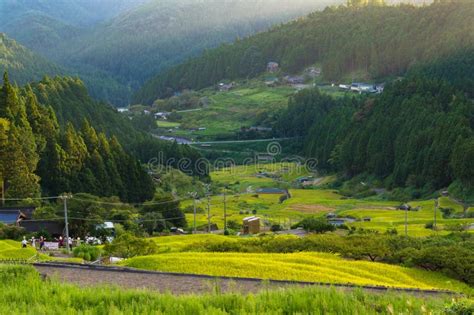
[35,264,302,294]
[33,263,458,296]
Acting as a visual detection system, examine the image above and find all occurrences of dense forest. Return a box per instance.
[25,76,206,179]
[275,50,474,200]
[0,33,64,85]
[1,0,339,106]
[0,73,154,202]
[135,0,473,104]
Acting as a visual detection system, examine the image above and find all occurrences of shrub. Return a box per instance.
[425,221,434,229]
[270,224,283,232]
[0,224,26,240]
[73,244,102,261]
[298,217,335,234]
[440,207,454,218]
[104,233,159,258]
[226,220,241,230]
[445,299,474,315]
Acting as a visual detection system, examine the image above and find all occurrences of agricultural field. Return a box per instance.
[155,83,295,141]
[0,240,83,263]
[0,240,38,260]
[0,265,464,315]
[120,251,470,292]
[181,163,474,236]
[156,120,181,128]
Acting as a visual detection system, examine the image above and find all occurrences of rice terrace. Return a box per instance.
[1,0,474,314]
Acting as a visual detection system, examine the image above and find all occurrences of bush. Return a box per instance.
[226,220,241,230]
[104,233,159,258]
[270,224,283,232]
[0,224,26,240]
[73,244,102,261]
[298,217,335,234]
[445,299,474,315]
[440,207,454,218]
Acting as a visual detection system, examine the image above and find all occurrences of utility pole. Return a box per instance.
[60,194,72,253]
[1,180,4,207]
[223,189,227,233]
[434,199,438,230]
[207,194,211,233]
[404,206,408,237]
[187,192,198,234]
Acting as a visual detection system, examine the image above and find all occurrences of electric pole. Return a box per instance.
[187,192,198,234]
[434,199,438,230]
[223,189,227,233]
[404,206,408,237]
[60,194,72,253]
[1,180,4,207]
[207,194,211,233]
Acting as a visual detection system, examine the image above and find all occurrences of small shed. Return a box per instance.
[243,216,260,234]
[267,62,279,73]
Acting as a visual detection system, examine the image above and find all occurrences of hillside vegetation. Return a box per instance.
[1,0,342,106]
[0,33,63,84]
[0,73,156,201]
[273,50,474,200]
[135,0,474,104]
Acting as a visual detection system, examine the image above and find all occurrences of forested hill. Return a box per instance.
[0,73,154,202]
[275,50,474,200]
[1,0,342,106]
[55,0,339,95]
[26,76,206,178]
[0,33,64,84]
[134,0,474,104]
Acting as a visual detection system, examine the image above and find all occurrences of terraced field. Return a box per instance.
[0,240,38,260]
[121,252,470,292]
[183,163,474,236]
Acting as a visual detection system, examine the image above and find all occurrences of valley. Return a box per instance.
[0,1,473,314]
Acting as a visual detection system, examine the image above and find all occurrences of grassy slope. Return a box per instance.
[165,85,294,141]
[121,251,469,292]
[0,265,459,315]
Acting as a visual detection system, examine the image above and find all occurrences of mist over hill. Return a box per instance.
[1,0,342,106]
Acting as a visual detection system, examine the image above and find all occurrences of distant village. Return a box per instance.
[116,60,385,144]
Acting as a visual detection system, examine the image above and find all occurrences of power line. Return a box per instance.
[1,196,62,201]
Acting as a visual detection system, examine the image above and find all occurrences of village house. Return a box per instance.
[218,82,236,92]
[267,62,279,73]
[117,107,129,113]
[0,207,35,226]
[284,75,305,85]
[154,112,170,120]
[305,67,321,78]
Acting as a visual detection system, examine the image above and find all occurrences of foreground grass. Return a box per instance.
[121,252,469,292]
[0,265,466,314]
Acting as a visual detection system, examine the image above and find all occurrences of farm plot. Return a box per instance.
[121,252,470,292]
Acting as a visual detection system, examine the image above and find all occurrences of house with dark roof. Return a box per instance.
[19,220,64,237]
[0,207,35,226]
